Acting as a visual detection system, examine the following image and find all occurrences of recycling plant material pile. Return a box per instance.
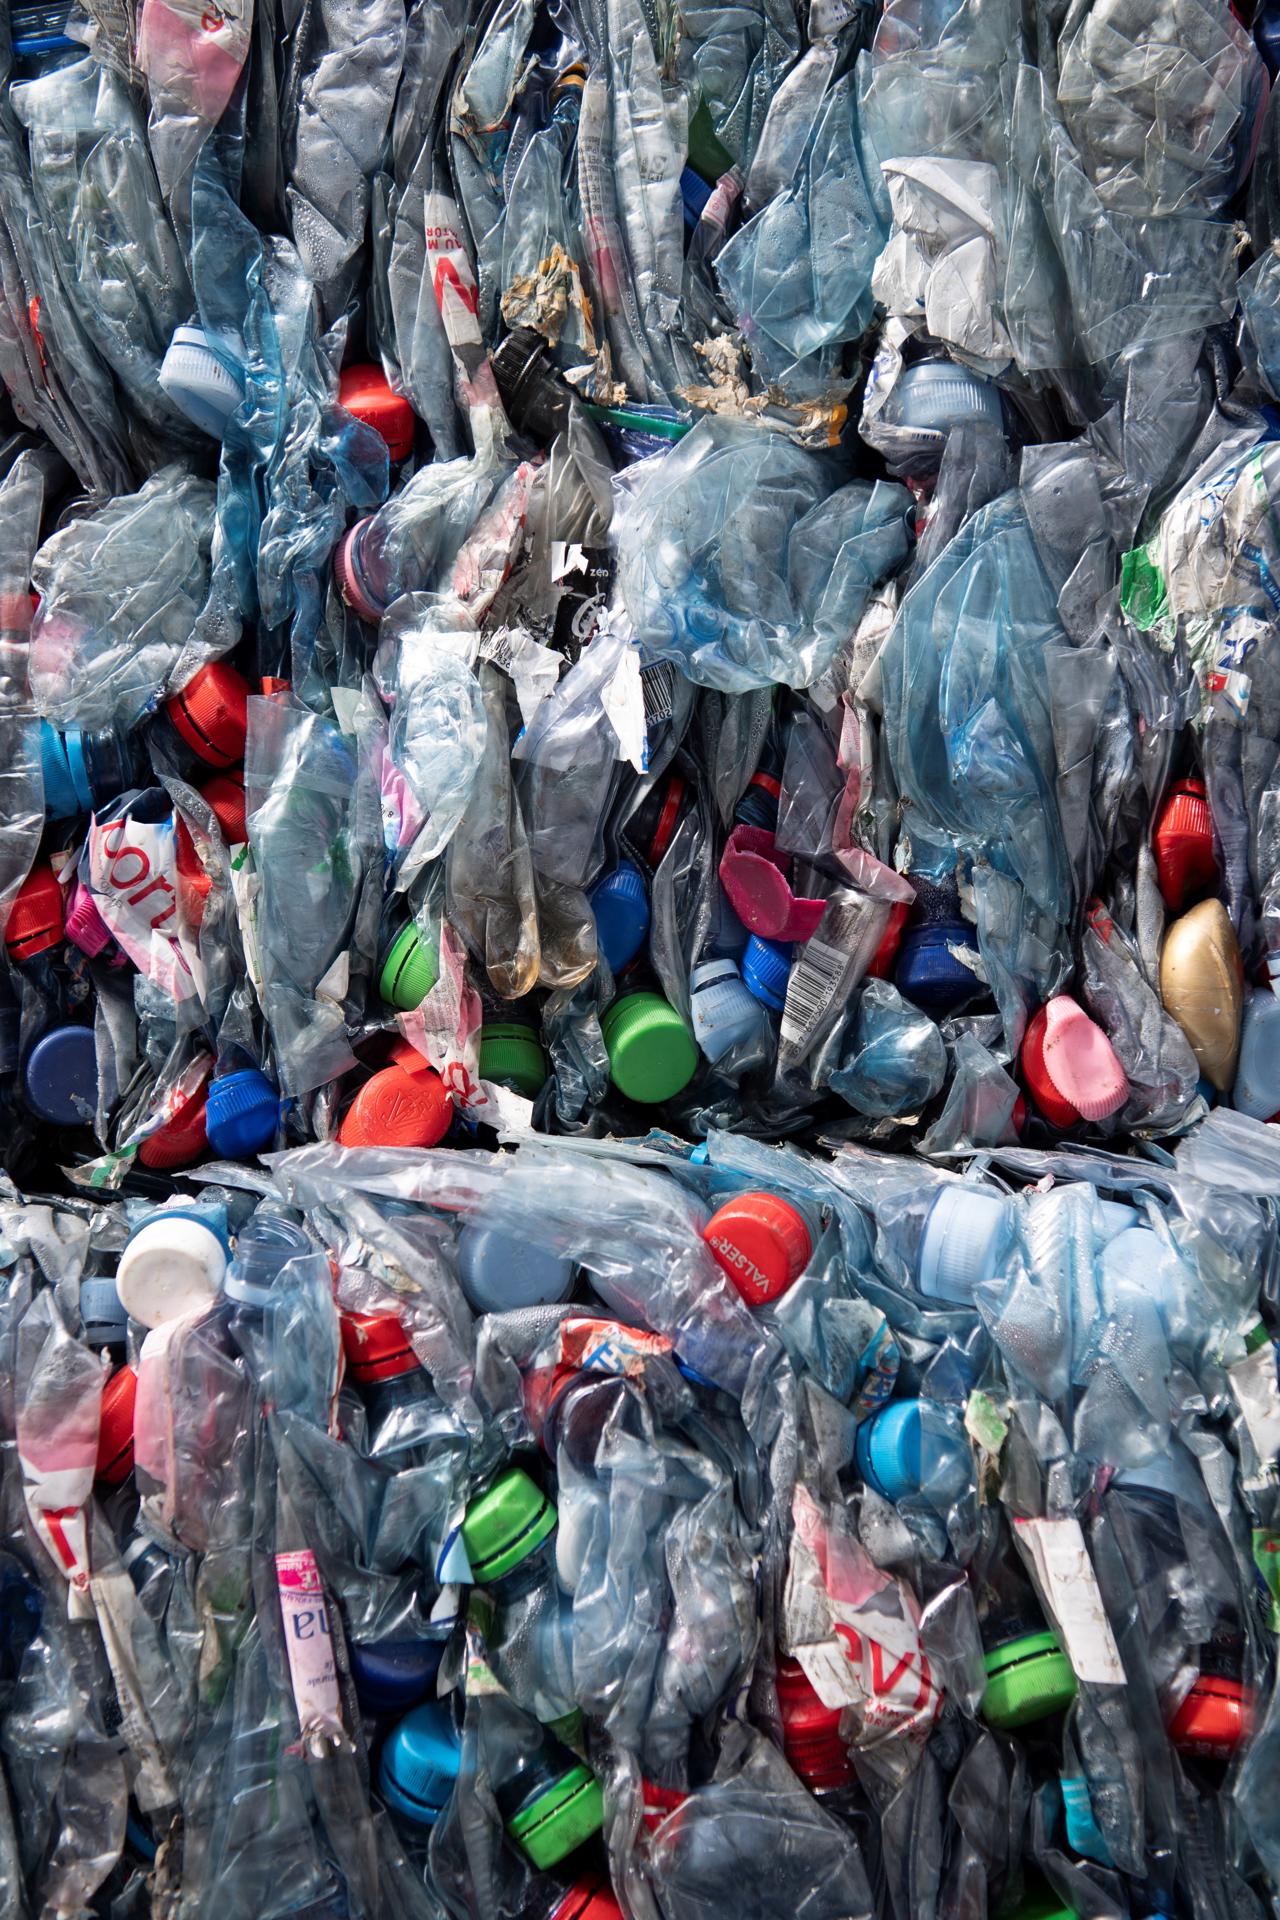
[3,0,1280,1913]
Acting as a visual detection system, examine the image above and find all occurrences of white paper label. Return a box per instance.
[1015,1517,1125,1687]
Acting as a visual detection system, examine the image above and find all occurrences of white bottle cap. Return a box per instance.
[115,1216,227,1328]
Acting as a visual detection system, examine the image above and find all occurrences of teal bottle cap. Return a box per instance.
[461,1466,556,1584]
[601,991,698,1105]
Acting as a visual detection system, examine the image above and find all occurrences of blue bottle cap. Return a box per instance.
[205,1069,280,1158]
[917,1184,1008,1304]
[62,730,95,814]
[378,1700,462,1825]
[856,1399,969,1505]
[742,935,791,1011]
[890,357,1004,434]
[350,1638,445,1716]
[158,324,245,439]
[454,1224,575,1314]
[894,921,981,1016]
[79,1274,128,1347]
[689,958,763,1063]
[589,860,651,974]
[223,1214,312,1308]
[39,722,79,820]
[24,1025,97,1126]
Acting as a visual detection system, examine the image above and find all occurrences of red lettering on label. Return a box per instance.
[432,257,478,316]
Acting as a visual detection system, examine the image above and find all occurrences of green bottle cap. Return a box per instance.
[507,1762,605,1869]
[1013,1900,1076,1920]
[479,1022,547,1099]
[379,924,439,1010]
[982,1630,1076,1729]
[461,1467,556,1585]
[601,992,698,1105]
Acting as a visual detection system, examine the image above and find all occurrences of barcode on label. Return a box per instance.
[780,939,847,1046]
[641,660,676,726]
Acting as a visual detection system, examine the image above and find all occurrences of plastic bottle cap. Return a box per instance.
[856,1400,924,1501]
[63,731,97,813]
[455,1225,575,1313]
[982,1630,1077,1728]
[462,1466,557,1585]
[6,864,64,961]
[703,1192,813,1306]
[917,1184,1008,1304]
[894,920,981,1016]
[96,1365,137,1485]
[158,324,244,438]
[548,1877,625,1920]
[506,1762,605,1868]
[223,1214,312,1308]
[341,1310,420,1383]
[741,935,791,1011]
[166,661,250,768]
[865,899,910,979]
[639,1780,690,1833]
[1022,996,1128,1125]
[334,521,385,623]
[378,1701,461,1825]
[201,771,247,844]
[776,1657,853,1792]
[688,958,762,1063]
[116,1214,228,1327]
[589,860,651,973]
[350,1639,443,1716]
[1167,1673,1251,1758]
[338,1063,452,1148]
[64,882,116,962]
[478,1022,546,1098]
[137,1086,210,1169]
[80,1275,128,1348]
[24,1025,97,1125]
[890,357,1004,432]
[379,924,439,1010]
[601,991,699,1105]
[205,1068,280,1157]
[39,721,79,820]
[1159,898,1243,1092]
[1153,777,1216,913]
[338,362,416,463]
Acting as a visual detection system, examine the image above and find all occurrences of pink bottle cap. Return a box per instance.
[718,826,827,943]
[1039,996,1128,1122]
[65,882,127,967]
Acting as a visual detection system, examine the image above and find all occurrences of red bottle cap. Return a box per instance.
[339,362,416,464]
[6,864,64,962]
[639,1779,689,1832]
[703,1192,813,1307]
[174,817,212,926]
[776,1656,853,1791]
[201,770,247,844]
[865,899,910,980]
[166,661,250,768]
[1168,1673,1252,1759]
[1019,1003,1083,1127]
[340,1309,420,1383]
[138,1086,210,1169]
[1153,777,1217,913]
[548,1878,624,1920]
[337,1063,452,1149]
[96,1364,137,1485]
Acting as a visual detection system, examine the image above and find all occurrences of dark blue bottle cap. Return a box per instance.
[205,1069,280,1158]
[351,1638,445,1716]
[378,1700,462,1825]
[589,860,651,974]
[894,921,981,1017]
[24,1026,97,1126]
[80,1275,128,1348]
[39,722,79,820]
[742,935,790,1011]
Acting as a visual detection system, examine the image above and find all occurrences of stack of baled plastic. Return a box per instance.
[0,0,1279,1909]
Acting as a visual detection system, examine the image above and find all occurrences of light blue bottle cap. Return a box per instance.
[454,1224,575,1314]
[1099,1226,1165,1290]
[1233,989,1280,1119]
[689,958,762,1063]
[79,1274,128,1347]
[917,1184,1008,1304]
[856,1399,969,1504]
[39,722,79,819]
[891,358,1004,433]
[24,1025,97,1126]
[1093,1198,1139,1243]
[742,935,790,1011]
[590,860,650,973]
[158,324,244,439]
[378,1700,461,1825]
